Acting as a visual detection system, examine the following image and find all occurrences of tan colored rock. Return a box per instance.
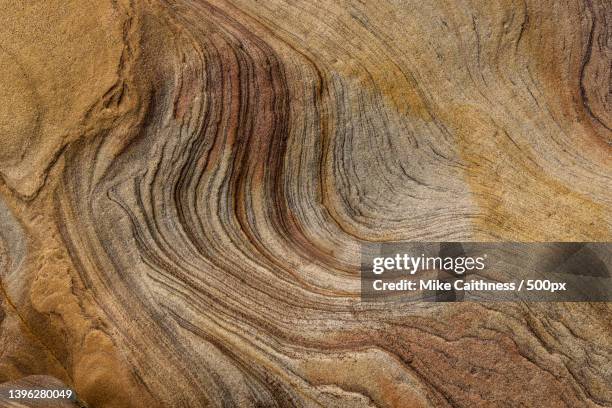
[0,0,610,407]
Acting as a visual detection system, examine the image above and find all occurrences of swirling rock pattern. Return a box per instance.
[0,0,610,407]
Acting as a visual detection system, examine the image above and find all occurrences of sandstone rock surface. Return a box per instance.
[0,0,610,407]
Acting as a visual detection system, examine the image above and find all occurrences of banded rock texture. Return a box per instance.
[0,0,611,407]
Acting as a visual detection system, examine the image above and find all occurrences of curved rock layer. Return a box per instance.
[0,0,610,407]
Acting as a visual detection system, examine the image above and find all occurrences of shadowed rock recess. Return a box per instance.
[0,0,610,407]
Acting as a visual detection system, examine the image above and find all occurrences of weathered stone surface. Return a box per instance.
[0,1,610,407]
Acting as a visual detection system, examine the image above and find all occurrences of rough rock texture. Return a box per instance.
[0,0,610,407]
